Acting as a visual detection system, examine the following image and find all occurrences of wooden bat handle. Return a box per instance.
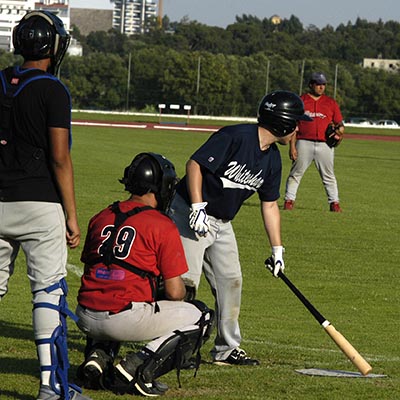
[324,324,372,375]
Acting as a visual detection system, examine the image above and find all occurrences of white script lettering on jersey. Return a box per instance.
[221,161,264,191]
[306,111,327,120]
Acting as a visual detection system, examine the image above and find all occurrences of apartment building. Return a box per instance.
[0,0,70,52]
[111,0,157,35]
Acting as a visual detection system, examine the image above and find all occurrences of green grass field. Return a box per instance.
[0,123,399,399]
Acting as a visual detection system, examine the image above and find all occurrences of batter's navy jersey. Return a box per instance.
[176,124,282,220]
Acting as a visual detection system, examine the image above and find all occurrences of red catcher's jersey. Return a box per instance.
[78,200,188,313]
[297,93,343,142]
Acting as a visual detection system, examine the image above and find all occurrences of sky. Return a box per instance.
[69,0,400,30]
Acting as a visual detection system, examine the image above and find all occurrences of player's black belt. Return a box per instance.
[80,302,133,315]
[109,302,133,315]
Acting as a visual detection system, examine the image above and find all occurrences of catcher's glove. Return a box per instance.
[325,123,343,148]
[156,276,197,302]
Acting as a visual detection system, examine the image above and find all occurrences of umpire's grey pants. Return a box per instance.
[285,139,339,204]
[170,194,242,361]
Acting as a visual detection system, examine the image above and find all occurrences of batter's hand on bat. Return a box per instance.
[189,202,209,237]
[270,245,285,277]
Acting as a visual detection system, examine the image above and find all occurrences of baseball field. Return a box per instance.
[0,120,399,399]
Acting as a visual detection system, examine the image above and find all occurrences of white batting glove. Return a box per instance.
[271,245,285,278]
[189,202,209,237]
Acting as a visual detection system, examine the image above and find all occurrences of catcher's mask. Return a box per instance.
[120,152,178,212]
[13,10,70,75]
[257,90,313,137]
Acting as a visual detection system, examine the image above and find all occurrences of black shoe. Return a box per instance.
[213,348,260,366]
[134,373,169,397]
[115,352,168,397]
[115,352,145,383]
[80,349,112,389]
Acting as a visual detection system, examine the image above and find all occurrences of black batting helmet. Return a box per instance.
[257,90,312,137]
[120,152,178,212]
[13,10,70,75]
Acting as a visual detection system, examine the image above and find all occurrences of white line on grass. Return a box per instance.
[67,263,83,277]
[153,124,215,132]
[243,338,400,363]
[72,121,147,129]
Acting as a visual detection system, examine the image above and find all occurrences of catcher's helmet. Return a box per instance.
[13,10,70,75]
[257,90,312,137]
[120,152,178,212]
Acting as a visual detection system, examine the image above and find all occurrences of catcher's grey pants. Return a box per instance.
[0,201,68,388]
[76,301,202,353]
[285,139,339,204]
[170,194,242,361]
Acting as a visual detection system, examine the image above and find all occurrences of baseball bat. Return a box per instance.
[265,259,372,375]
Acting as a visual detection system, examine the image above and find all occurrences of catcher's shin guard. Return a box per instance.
[141,302,214,387]
[33,278,81,397]
[139,327,202,388]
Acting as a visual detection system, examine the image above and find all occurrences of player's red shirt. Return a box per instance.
[297,93,343,142]
[78,200,188,313]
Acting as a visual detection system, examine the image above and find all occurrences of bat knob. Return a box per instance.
[265,257,274,274]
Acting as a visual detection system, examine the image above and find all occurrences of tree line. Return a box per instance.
[1,14,400,120]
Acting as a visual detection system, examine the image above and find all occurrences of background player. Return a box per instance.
[76,153,213,397]
[0,11,89,400]
[169,91,312,366]
[283,72,345,212]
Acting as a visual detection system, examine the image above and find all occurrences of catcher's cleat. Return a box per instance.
[134,375,169,397]
[115,352,169,397]
[213,348,260,366]
[329,202,342,212]
[283,200,295,210]
[78,349,113,390]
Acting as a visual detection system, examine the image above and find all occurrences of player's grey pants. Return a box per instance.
[0,201,68,387]
[170,194,242,361]
[76,301,202,353]
[285,139,339,204]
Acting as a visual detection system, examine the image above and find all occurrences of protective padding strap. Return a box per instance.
[140,326,203,388]
[33,278,78,322]
[33,278,81,398]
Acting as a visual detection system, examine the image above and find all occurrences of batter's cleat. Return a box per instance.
[213,348,260,366]
[283,200,295,210]
[329,202,342,212]
[79,349,112,390]
[36,385,92,400]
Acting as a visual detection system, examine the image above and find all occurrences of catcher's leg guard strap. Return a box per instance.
[33,278,79,397]
[191,299,215,344]
[139,325,206,388]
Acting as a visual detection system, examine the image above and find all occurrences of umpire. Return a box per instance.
[0,11,90,400]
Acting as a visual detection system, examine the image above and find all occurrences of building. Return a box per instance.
[363,58,400,73]
[111,0,157,35]
[0,0,81,56]
[0,1,35,51]
[70,8,113,36]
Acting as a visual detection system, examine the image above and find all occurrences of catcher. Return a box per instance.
[284,71,345,212]
[75,153,214,397]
